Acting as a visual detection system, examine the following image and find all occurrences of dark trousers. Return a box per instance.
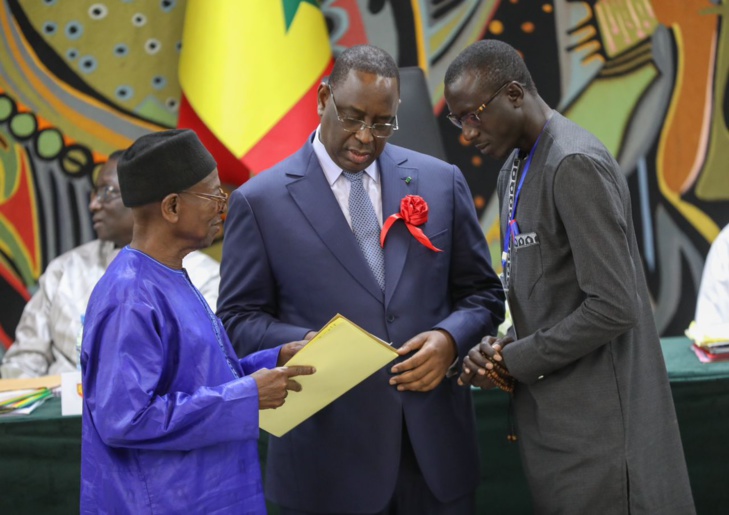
[278,419,475,515]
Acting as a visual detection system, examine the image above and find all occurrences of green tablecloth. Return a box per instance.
[0,398,82,514]
[662,336,729,382]
[659,338,729,515]
[1,337,726,514]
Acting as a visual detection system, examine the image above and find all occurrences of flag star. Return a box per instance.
[282,0,319,31]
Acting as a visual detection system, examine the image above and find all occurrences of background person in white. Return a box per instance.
[695,224,729,329]
[0,152,220,378]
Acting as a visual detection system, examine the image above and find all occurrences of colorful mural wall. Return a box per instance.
[0,0,727,354]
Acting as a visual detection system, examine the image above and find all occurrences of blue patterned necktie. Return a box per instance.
[342,171,385,291]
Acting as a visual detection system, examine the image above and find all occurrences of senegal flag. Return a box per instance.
[178,0,333,184]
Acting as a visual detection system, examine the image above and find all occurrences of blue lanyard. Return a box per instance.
[505,150,534,245]
[501,119,550,291]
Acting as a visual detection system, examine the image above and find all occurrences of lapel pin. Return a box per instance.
[404,176,412,185]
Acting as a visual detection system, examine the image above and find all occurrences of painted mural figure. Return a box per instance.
[217,45,505,514]
[445,40,695,514]
[79,129,314,513]
[0,151,220,379]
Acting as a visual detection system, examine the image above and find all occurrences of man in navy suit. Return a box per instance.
[218,45,504,515]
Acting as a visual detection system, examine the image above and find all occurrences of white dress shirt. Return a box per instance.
[312,126,383,228]
[0,240,221,378]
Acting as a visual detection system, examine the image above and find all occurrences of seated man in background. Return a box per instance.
[80,129,314,513]
[695,223,729,329]
[0,150,220,378]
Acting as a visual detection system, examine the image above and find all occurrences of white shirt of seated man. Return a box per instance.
[0,155,220,379]
[695,224,729,331]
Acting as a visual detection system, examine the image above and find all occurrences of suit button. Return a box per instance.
[386,315,395,323]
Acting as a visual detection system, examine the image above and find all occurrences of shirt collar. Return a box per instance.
[312,125,379,186]
[99,239,122,267]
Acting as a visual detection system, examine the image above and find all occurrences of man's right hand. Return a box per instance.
[251,366,316,410]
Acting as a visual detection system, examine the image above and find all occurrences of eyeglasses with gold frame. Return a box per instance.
[446,81,514,129]
[179,187,229,210]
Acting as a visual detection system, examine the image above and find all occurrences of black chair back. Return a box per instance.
[388,67,447,161]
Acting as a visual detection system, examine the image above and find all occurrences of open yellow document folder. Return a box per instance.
[259,314,398,437]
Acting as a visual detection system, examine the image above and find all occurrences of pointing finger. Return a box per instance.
[284,366,316,377]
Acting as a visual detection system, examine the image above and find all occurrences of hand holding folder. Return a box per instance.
[259,314,398,437]
[254,365,316,410]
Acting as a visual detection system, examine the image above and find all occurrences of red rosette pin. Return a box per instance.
[380,195,442,252]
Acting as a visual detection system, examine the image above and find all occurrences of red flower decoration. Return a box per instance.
[380,195,442,252]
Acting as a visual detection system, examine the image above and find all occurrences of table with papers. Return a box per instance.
[1,337,727,515]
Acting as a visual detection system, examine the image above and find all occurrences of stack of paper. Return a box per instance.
[0,388,54,416]
[686,322,729,362]
[0,376,61,416]
[260,314,398,437]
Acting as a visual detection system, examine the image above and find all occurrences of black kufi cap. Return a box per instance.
[117,129,217,207]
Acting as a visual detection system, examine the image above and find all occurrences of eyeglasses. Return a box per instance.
[446,81,512,129]
[328,84,398,139]
[91,185,121,203]
[179,187,229,211]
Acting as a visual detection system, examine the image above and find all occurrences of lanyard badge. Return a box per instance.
[501,119,550,294]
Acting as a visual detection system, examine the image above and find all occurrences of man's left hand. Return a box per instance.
[277,340,308,366]
[389,330,457,392]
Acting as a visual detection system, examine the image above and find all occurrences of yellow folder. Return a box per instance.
[0,375,61,392]
[259,314,398,437]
